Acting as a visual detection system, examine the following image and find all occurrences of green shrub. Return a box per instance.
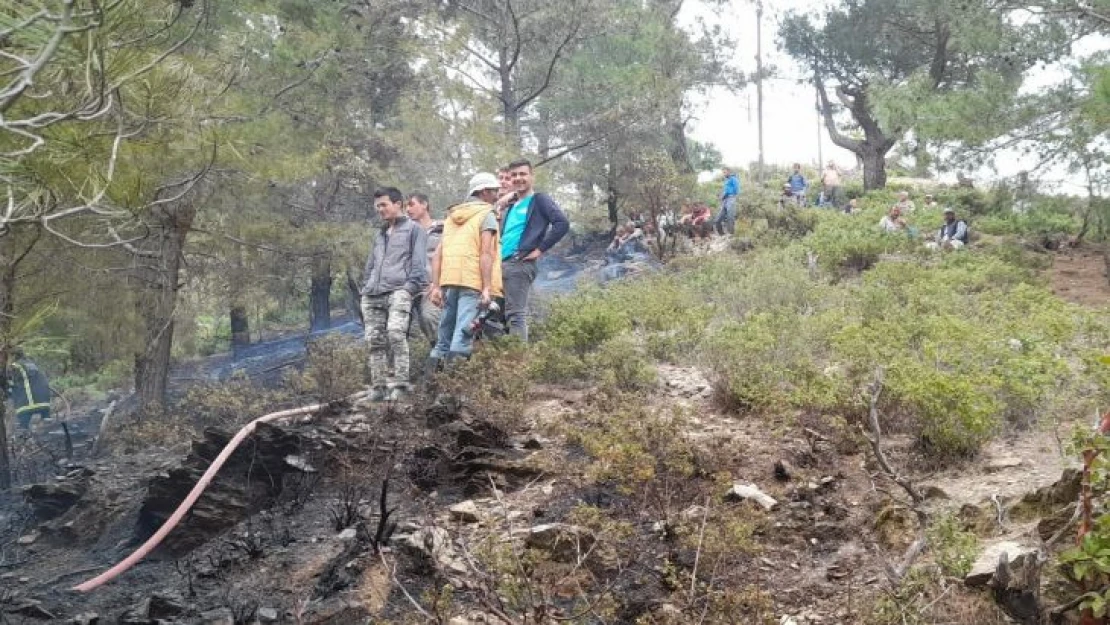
[752,203,818,238]
[926,513,979,577]
[291,333,369,401]
[806,215,915,274]
[704,314,850,415]
[539,290,631,356]
[587,335,657,391]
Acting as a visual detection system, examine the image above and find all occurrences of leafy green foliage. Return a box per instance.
[532,190,1109,459]
[925,513,979,577]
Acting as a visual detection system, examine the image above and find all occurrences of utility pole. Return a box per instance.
[755,0,765,184]
[815,85,823,169]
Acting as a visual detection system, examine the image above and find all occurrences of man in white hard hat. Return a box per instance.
[425,173,503,371]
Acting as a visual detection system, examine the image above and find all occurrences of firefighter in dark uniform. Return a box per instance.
[5,348,52,430]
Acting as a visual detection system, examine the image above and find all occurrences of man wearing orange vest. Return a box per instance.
[426,172,503,370]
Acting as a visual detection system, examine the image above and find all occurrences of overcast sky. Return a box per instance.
[680,0,1103,194]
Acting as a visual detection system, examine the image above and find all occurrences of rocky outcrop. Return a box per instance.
[410,406,542,496]
[524,524,597,562]
[137,423,310,555]
[22,468,92,521]
[966,541,1038,588]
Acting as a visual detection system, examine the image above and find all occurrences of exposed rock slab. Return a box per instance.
[966,541,1037,587]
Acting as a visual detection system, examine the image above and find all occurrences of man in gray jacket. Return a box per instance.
[361,187,429,401]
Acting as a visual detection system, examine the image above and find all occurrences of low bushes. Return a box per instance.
[528,202,1109,459]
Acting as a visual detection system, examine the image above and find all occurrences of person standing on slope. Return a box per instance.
[426,173,503,369]
[500,159,569,342]
[360,187,428,402]
[714,167,740,235]
[406,193,443,347]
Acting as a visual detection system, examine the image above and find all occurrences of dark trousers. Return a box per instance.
[502,257,538,342]
[17,407,50,430]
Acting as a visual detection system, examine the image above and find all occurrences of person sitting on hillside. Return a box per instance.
[894,191,916,213]
[879,206,908,233]
[608,224,632,255]
[689,203,713,240]
[778,184,795,210]
[923,194,939,209]
[845,198,859,214]
[926,209,969,250]
[4,348,52,430]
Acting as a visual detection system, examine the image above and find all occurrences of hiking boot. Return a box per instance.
[422,355,443,380]
[368,386,388,402]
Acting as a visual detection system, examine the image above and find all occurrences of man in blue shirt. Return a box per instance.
[501,159,570,341]
[713,167,740,235]
[787,163,807,206]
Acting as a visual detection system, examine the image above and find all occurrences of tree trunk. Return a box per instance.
[666,114,693,174]
[134,202,196,415]
[0,236,13,490]
[229,237,249,349]
[861,147,888,191]
[309,251,333,333]
[498,51,521,148]
[229,305,250,349]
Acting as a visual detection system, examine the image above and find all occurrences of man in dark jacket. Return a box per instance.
[501,159,570,341]
[361,187,429,401]
[5,348,52,430]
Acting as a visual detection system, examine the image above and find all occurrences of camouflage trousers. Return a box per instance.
[361,290,413,389]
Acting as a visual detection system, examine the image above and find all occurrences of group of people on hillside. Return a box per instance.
[778,162,846,210]
[879,191,969,249]
[359,159,568,402]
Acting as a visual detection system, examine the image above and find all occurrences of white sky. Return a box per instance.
[680,0,1104,194]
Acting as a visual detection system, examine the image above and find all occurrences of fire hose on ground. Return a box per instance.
[72,390,368,592]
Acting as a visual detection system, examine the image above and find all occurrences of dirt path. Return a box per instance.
[1050,248,1110,308]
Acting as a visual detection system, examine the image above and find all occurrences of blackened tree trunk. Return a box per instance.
[0,228,41,488]
[0,235,13,490]
[309,251,333,332]
[229,305,250,348]
[229,241,250,349]
[134,201,196,414]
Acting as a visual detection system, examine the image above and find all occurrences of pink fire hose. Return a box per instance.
[72,394,359,592]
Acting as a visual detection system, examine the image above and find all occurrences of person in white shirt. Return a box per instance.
[879,206,907,233]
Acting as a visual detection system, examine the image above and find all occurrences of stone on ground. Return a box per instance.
[965,540,1038,587]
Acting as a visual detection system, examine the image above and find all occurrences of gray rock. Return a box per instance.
[449,500,480,523]
[524,524,596,561]
[199,607,234,625]
[70,612,99,625]
[4,601,56,620]
[23,477,88,522]
[17,532,38,545]
[965,541,1037,587]
[985,456,1024,473]
[337,527,357,540]
[773,460,794,482]
[397,527,467,574]
[257,607,279,623]
[283,455,316,473]
[726,483,778,510]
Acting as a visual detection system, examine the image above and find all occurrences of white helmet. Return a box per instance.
[467,172,500,197]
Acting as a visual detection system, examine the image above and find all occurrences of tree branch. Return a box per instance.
[815,74,862,152]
